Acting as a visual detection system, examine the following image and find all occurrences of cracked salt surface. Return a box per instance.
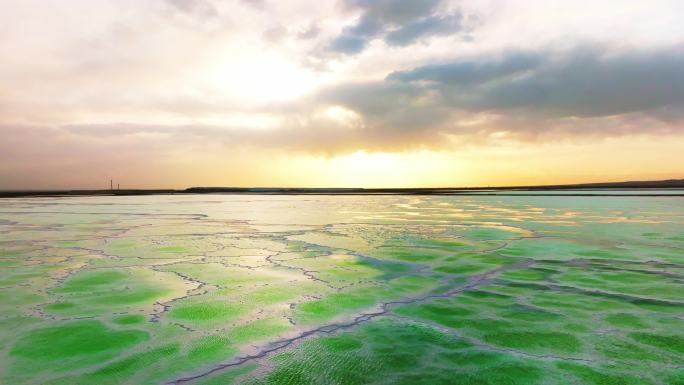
[0,194,682,385]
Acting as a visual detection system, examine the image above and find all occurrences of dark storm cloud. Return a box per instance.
[321,81,421,116]
[384,13,463,46]
[326,0,467,54]
[328,32,371,54]
[344,0,442,24]
[289,44,684,148]
[319,80,450,132]
[387,51,543,85]
[390,45,684,118]
[479,51,684,117]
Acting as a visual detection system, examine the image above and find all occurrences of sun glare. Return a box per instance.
[315,151,463,188]
[209,50,319,104]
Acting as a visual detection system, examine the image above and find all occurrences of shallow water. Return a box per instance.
[467,189,684,195]
[0,195,683,384]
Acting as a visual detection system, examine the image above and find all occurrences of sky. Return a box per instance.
[1,0,684,189]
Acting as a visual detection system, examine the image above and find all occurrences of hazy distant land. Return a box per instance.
[1,179,683,198]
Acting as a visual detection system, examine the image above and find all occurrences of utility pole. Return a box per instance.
[117,184,120,190]
[110,180,113,190]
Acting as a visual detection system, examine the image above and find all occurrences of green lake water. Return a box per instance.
[0,195,682,384]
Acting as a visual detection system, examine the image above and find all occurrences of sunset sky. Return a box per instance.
[1,0,683,189]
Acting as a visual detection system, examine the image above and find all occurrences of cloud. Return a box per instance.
[326,0,468,54]
[2,1,684,167]
[297,22,321,40]
[263,25,288,43]
[295,44,684,148]
[165,0,219,19]
[387,51,543,85]
[343,0,442,24]
[386,44,684,119]
[318,81,449,132]
[471,48,684,117]
[49,44,684,154]
[240,0,266,10]
[385,13,463,46]
[328,32,371,54]
[9,41,681,159]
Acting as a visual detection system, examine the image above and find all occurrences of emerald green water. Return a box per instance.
[0,195,682,384]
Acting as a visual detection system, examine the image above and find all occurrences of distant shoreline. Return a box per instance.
[1,179,683,198]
